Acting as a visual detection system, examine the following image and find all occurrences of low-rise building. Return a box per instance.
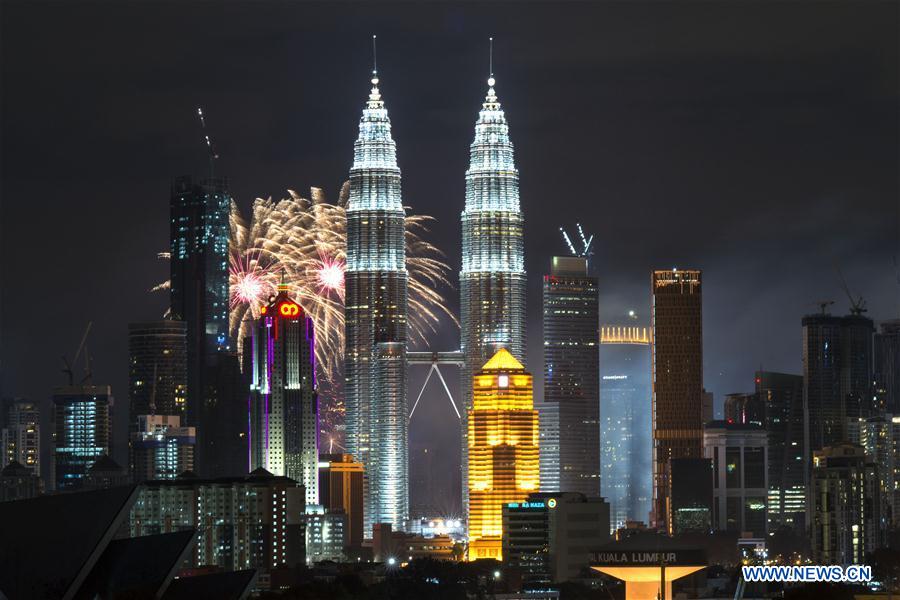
[304,504,347,563]
[703,421,768,536]
[502,492,610,587]
[0,461,42,502]
[130,414,195,482]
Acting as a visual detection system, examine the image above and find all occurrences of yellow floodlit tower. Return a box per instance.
[467,348,539,561]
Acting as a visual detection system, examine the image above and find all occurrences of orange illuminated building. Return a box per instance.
[467,349,539,561]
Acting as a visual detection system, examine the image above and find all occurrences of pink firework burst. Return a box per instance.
[315,256,345,298]
[230,252,276,310]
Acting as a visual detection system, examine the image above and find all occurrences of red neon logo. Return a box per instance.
[279,302,300,317]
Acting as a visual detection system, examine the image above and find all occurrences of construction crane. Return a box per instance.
[61,321,93,386]
[812,300,834,315]
[559,223,594,259]
[836,268,867,315]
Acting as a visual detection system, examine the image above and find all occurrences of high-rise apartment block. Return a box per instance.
[811,444,885,565]
[127,320,187,426]
[651,268,703,531]
[343,71,409,535]
[1,398,40,477]
[130,469,305,573]
[858,415,900,528]
[52,385,113,491]
[756,371,806,531]
[875,320,900,413]
[460,74,526,515]
[541,257,599,496]
[467,349,539,561]
[247,284,318,505]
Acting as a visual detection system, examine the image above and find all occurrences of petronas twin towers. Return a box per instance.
[345,60,525,536]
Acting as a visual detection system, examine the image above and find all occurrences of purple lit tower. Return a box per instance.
[247,281,319,504]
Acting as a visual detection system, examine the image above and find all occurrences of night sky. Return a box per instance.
[2,2,897,510]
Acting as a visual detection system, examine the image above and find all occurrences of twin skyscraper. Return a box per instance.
[344,46,526,536]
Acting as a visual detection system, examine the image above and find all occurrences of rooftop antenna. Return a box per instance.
[372,34,377,76]
[489,36,494,79]
[197,106,218,179]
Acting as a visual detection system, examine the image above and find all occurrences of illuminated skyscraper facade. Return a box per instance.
[651,269,703,531]
[460,75,526,510]
[344,71,408,534]
[169,175,232,475]
[248,284,318,505]
[52,385,113,491]
[468,349,539,561]
[541,256,599,496]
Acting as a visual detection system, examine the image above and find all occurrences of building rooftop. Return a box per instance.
[481,348,525,372]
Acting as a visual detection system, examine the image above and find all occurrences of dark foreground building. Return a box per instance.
[0,486,256,600]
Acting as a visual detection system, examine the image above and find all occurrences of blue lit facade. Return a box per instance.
[460,76,526,512]
[169,176,232,475]
[130,414,195,482]
[248,284,319,505]
[52,385,112,491]
[344,73,409,535]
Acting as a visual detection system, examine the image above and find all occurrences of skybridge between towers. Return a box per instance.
[408,350,464,421]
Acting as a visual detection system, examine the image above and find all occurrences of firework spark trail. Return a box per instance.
[154,184,457,442]
[228,185,458,383]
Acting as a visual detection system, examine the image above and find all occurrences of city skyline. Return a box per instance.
[2,2,900,596]
[1,2,897,501]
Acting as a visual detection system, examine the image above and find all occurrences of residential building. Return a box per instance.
[811,444,884,564]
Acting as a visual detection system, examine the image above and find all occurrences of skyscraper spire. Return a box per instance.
[344,44,409,536]
[460,50,527,519]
